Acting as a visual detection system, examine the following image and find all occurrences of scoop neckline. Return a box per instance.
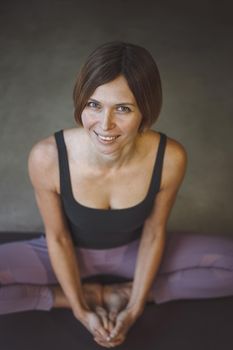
[69,179,153,212]
[60,129,163,213]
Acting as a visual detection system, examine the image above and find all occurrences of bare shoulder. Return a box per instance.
[165,135,188,166]
[28,134,58,191]
[162,134,188,189]
[62,127,86,157]
[146,130,187,166]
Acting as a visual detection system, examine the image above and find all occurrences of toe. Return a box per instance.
[109,309,118,322]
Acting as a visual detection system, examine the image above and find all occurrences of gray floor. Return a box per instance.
[0,0,233,234]
[1,298,233,350]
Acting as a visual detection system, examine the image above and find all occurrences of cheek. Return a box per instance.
[81,111,98,128]
[125,117,142,133]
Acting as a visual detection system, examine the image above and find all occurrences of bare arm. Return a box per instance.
[28,138,89,319]
[127,138,188,316]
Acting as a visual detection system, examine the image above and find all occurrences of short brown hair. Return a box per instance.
[73,41,162,132]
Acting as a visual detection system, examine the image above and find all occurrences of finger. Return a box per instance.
[108,336,126,347]
[94,335,124,348]
[109,319,124,339]
[108,319,115,333]
[94,337,112,348]
[110,337,125,347]
[94,327,109,340]
[95,331,124,343]
[95,316,109,339]
[95,305,108,316]
[95,306,109,331]
[101,314,109,332]
[108,309,118,323]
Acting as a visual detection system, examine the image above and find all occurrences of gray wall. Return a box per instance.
[0,0,232,235]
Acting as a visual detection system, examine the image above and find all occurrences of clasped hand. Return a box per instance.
[80,305,139,348]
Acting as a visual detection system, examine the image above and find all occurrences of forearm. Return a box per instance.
[46,233,89,318]
[127,227,166,315]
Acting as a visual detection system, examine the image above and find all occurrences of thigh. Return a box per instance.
[158,232,233,274]
[76,233,233,280]
[101,233,233,279]
[76,239,140,279]
[0,235,57,285]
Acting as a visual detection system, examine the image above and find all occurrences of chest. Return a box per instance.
[68,159,155,210]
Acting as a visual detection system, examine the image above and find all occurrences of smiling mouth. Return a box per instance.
[93,131,120,141]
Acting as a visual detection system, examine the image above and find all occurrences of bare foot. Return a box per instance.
[52,282,104,310]
[103,282,133,323]
[51,285,70,308]
[82,282,103,310]
[103,282,155,323]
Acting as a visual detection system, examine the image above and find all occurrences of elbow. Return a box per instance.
[152,230,167,246]
[45,229,73,245]
[143,225,167,246]
[144,218,167,239]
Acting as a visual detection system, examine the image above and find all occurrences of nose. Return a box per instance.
[101,110,115,131]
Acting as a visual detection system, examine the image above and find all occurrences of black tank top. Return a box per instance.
[54,130,167,249]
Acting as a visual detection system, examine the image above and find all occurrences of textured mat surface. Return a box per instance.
[1,233,233,350]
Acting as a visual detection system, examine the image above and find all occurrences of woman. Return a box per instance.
[1,41,233,348]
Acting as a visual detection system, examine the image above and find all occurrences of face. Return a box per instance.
[81,75,142,156]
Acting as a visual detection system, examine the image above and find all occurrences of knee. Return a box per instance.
[0,270,15,285]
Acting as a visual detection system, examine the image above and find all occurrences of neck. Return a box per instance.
[85,134,142,171]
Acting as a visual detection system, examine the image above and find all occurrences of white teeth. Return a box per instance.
[97,134,118,141]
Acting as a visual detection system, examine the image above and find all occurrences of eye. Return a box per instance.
[86,101,100,109]
[117,106,131,113]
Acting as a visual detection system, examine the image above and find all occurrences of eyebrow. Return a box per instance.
[89,98,135,106]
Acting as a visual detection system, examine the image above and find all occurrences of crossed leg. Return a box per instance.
[51,231,233,320]
[1,232,233,315]
[0,236,140,315]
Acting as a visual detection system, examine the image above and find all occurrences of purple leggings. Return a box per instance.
[1,232,233,315]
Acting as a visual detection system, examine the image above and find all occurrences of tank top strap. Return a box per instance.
[54,129,72,196]
[54,129,167,200]
[148,132,167,198]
